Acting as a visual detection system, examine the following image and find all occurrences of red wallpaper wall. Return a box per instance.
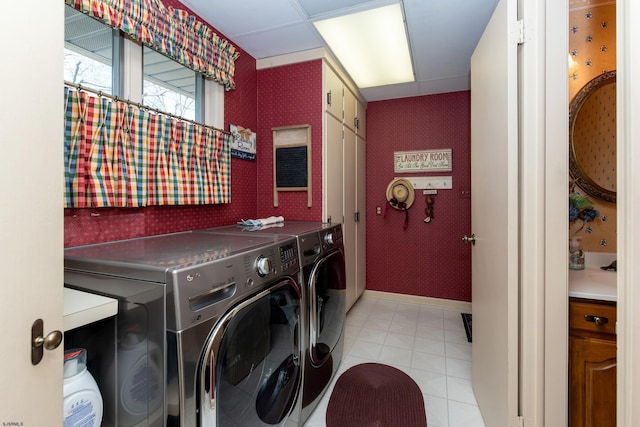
[64,0,258,247]
[256,60,324,221]
[62,2,471,303]
[366,92,472,301]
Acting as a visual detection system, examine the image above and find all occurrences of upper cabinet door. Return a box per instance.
[343,87,357,132]
[355,100,366,140]
[324,65,343,121]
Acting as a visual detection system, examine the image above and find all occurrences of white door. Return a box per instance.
[470,0,520,425]
[355,135,366,301]
[343,126,357,309]
[0,0,64,423]
[324,115,344,225]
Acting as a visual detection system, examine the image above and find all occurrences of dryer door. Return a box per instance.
[199,279,301,427]
[308,249,346,365]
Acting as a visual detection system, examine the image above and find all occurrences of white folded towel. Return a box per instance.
[237,216,284,228]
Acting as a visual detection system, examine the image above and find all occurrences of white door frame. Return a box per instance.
[617,0,640,425]
[523,0,640,425]
[518,0,569,425]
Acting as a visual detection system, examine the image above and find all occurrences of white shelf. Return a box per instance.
[64,288,118,332]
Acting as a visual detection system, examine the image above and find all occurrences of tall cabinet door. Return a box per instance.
[324,116,344,225]
[343,126,357,309]
[355,134,366,301]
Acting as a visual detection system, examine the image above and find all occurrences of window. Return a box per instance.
[143,46,197,120]
[63,4,221,125]
[64,6,113,94]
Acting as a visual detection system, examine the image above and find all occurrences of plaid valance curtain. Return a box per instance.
[64,86,230,207]
[65,0,240,90]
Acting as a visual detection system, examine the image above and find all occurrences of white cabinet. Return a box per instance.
[324,114,343,226]
[356,99,366,139]
[325,66,343,121]
[322,62,366,311]
[355,134,366,303]
[343,87,357,132]
[343,126,357,307]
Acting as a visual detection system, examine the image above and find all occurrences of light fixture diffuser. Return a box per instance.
[314,3,414,88]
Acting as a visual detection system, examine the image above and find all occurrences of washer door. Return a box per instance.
[199,279,301,426]
[308,249,346,365]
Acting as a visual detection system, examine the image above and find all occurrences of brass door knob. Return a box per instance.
[31,319,63,365]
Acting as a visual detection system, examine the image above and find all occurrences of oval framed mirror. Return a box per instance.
[569,70,616,203]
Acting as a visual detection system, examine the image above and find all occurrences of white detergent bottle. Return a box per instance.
[63,348,103,427]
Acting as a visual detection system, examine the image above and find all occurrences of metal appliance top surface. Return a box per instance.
[65,231,301,331]
[65,231,286,273]
[198,221,331,237]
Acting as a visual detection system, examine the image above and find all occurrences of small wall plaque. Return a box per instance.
[230,124,256,161]
[394,149,452,173]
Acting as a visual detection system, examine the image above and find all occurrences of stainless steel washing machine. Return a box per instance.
[64,231,303,427]
[198,222,346,425]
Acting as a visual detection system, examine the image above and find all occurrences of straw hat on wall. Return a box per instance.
[386,178,415,210]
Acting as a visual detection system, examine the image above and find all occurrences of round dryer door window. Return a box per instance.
[308,250,346,365]
[199,279,302,426]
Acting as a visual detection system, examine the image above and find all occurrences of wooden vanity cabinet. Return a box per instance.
[569,298,617,427]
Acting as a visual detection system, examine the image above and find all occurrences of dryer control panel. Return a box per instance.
[169,237,300,331]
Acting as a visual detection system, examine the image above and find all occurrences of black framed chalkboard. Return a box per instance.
[275,146,308,188]
[272,124,312,207]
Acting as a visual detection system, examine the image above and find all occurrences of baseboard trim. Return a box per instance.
[362,290,472,312]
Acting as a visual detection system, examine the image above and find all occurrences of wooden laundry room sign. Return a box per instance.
[394,149,452,173]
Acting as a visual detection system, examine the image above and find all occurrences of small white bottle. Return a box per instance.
[63,348,103,427]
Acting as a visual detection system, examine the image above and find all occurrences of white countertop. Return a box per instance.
[568,252,617,302]
[63,288,118,331]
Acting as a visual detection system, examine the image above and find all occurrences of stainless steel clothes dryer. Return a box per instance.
[198,222,346,425]
[64,231,303,427]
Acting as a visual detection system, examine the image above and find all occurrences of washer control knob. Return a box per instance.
[324,232,335,245]
[255,256,272,277]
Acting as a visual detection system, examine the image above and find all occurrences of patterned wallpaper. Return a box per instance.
[366,92,472,302]
[568,2,616,252]
[63,1,470,303]
[64,0,259,247]
[255,60,324,221]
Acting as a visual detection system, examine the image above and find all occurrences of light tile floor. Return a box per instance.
[303,295,486,427]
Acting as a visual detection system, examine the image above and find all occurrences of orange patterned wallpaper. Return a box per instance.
[568,1,616,253]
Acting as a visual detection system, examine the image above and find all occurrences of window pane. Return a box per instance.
[64,5,113,94]
[143,47,196,120]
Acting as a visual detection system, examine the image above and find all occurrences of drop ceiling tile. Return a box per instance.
[360,81,422,102]
[404,0,497,82]
[232,22,325,59]
[180,0,305,38]
[418,75,470,95]
[296,0,390,18]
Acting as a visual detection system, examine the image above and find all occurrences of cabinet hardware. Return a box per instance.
[327,91,332,107]
[462,234,476,245]
[31,318,63,365]
[354,212,360,222]
[584,314,609,326]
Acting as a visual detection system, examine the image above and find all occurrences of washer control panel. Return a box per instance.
[254,256,272,277]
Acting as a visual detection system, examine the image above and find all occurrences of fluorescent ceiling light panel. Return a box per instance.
[314,3,414,88]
